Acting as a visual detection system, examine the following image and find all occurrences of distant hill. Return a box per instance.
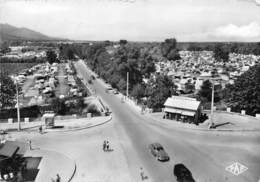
[0,23,63,42]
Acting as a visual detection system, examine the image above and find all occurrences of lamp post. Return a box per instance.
[126,72,129,98]
[15,78,21,131]
[209,77,218,129]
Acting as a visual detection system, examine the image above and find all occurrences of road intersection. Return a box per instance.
[74,59,260,182]
[6,60,260,182]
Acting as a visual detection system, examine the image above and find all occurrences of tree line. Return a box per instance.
[57,39,260,115]
[58,39,181,110]
[187,42,260,62]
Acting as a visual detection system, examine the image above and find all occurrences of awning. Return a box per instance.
[164,108,183,114]
[182,111,196,117]
[164,107,195,117]
[0,143,19,158]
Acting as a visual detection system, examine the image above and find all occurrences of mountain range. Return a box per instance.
[0,23,63,42]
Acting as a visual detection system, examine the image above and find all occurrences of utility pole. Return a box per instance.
[210,79,215,129]
[126,72,129,98]
[16,79,21,131]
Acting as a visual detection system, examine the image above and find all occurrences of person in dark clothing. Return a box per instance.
[103,141,107,152]
[39,126,43,134]
[106,141,109,151]
[56,174,61,182]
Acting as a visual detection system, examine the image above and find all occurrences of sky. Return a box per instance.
[0,0,260,42]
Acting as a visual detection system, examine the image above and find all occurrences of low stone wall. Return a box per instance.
[203,109,260,120]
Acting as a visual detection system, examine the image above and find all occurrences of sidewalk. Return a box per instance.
[0,116,112,132]
[24,149,76,182]
[147,112,260,132]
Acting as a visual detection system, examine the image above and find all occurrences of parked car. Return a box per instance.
[105,86,113,93]
[173,163,195,182]
[113,89,119,94]
[148,143,170,161]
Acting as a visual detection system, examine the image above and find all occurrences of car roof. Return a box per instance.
[158,149,168,156]
[174,163,192,175]
[151,143,163,148]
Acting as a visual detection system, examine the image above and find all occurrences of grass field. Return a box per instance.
[0,63,38,75]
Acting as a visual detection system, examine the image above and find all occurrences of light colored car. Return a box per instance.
[148,143,170,162]
[105,86,113,93]
[113,89,119,94]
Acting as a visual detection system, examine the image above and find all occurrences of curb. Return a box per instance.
[44,115,112,133]
[68,161,77,182]
[146,114,260,133]
[4,116,112,133]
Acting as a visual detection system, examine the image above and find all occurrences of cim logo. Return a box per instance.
[225,162,248,176]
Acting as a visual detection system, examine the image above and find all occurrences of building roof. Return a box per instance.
[42,113,55,118]
[164,96,200,111]
[0,143,19,158]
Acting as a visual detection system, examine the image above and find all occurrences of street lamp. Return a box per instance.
[209,80,214,129]
[209,78,218,129]
[126,72,129,98]
[15,78,21,131]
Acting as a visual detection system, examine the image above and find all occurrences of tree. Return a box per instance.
[161,38,180,61]
[119,39,128,46]
[0,74,18,108]
[253,42,260,55]
[184,80,195,94]
[224,64,260,116]
[213,44,229,62]
[46,50,58,64]
[141,56,156,78]
[117,79,126,95]
[131,84,146,102]
[187,44,202,51]
[198,80,221,103]
[67,49,75,60]
[167,49,181,61]
[198,80,212,102]
[0,42,11,54]
[146,75,177,110]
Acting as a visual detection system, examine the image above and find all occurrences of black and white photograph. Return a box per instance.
[0,0,260,181]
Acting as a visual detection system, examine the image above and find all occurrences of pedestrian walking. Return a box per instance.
[103,140,107,152]
[106,141,110,151]
[39,126,42,134]
[56,174,61,182]
[140,167,148,181]
[28,140,32,150]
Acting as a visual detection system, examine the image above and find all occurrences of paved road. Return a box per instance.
[74,59,260,182]
[55,63,69,96]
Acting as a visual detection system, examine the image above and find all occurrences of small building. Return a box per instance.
[0,143,19,160]
[42,113,55,128]
[163,96,201,124]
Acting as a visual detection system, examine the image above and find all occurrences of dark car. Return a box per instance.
[174,163,195,182]
[90,75,96,80]
[148,143,170,161]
